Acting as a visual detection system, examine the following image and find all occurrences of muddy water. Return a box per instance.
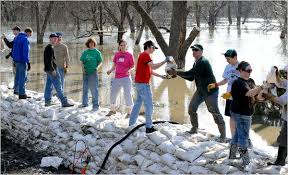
[0,25,286,145]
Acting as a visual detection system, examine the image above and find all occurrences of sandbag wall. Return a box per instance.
[0,85,286,174]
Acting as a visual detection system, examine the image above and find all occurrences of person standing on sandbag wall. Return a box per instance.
[2,26,21,91]
[262,64,287,166]
[12,27,33,99]
[43,33,74,107]
[129,40,169,134]
[168,44,226,142]
[54,32,70,92]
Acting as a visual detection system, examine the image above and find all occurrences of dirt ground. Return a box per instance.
[1,130,70,174]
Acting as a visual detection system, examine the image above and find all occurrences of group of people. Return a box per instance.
[2,26,286,168]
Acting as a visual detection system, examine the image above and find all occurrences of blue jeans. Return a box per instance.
[129,83,153,128]
[14,62,27,95]
[44,72,68,105]
[57,67,65,91]
[82,72,99,109]
[231,111,251,149]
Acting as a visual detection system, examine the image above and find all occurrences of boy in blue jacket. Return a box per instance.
[12,27,32,99]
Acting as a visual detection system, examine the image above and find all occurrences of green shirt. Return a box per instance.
[80,48,103,75]
[177,56,218,97]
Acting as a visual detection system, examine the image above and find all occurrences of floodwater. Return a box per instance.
[0,21,287,146]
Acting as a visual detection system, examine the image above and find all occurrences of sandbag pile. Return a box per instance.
[1,85,287,174]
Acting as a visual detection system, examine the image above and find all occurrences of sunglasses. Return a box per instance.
[243,69,252,73]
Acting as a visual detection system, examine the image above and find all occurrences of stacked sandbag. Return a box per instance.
[1,85,287,174]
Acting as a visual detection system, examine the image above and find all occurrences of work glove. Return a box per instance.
[207,83,218,92]
[27,63,31,71]
[64,67,68,74]
[161,75,171,79]
[221,92,232,100]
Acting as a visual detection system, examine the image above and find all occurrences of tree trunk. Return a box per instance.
[131,1,199,68]
[227,2,232,25]
[127,12,135,33]
[236,1,241,27]
[118,2,128,42]
[35,1,54,44]
[99,3,104,45]
[195,1,201,28]
[135,21,145,44]
[280,1,287,39]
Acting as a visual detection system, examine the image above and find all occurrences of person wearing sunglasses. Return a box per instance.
[171,44,226,142]
[229,61,263,166]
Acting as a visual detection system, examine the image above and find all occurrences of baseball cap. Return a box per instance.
[190,44,203,51]
[49,33,59,38]
[56,32,63,37]
[223,49,237,58]
[144,40,158,49]
[12,26,21,31]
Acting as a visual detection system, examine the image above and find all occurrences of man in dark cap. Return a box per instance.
[169,44,226,142]
[43,33,74,107]
[1,26,21,90]
[129,40,168,134]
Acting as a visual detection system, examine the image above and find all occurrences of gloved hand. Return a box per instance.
[221,92,232,99]
[166,68,177,76]
[27,63,31,71]
[262,92,276,102]
[64,67,68,74]
[161,75,171,79]
[2,33,6,39]
[207,83,218,92]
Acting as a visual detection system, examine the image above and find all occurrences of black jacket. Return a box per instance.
[3,38,13,48]
[44,44,57,72]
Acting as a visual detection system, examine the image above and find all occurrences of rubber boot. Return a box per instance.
[217,122,226,142]
[229,144,238,159]
[187,112,198,134]
[239,148,250,166]
[267,146,287,166]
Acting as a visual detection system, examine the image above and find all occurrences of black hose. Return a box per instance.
[96,120,179,174]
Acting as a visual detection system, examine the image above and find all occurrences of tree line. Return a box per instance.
[1,1,287,68]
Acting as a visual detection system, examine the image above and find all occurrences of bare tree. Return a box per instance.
[227,1,232,25]
[131,1,199,68]
[34,1,54,44]
[236,1,242,27]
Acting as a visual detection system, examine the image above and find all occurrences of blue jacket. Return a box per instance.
[12,32,30,63]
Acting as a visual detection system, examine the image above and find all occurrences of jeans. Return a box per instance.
[14,62,27,95]
[82,72,99,109]
[110,76,133,107]
[44,72,68,105]
[129,83,153,128]
[188,90,226,133]
[231,111,252,149]
[56,67,65,91]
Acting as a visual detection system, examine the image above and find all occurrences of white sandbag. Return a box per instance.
[111,145,123,157]
[206,163,238,174]
[175,148,204,163]
[40,156,63,169]
[138,149,152,159]
[159,127,177,138]
[189,165,211,174]
[158,140,177,154]
[161,153,176,167]
[122,139,138,155]
[72,132,85,141]
[118,153,134,164]
[149,152,162,163]
[147,131,168,145]
[178,140,196,151]
[146,163,163,174]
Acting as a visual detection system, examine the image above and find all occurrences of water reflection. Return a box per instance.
[0,25,287,145]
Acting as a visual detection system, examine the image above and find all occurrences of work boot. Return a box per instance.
[239,148,250,166]
[62,102,74,107]
[267,146,287,166]
[217,122,226,141]
[187,112,198,134]
[19,94,31,99]
[229,144,238,159]
[146,126,157,134]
